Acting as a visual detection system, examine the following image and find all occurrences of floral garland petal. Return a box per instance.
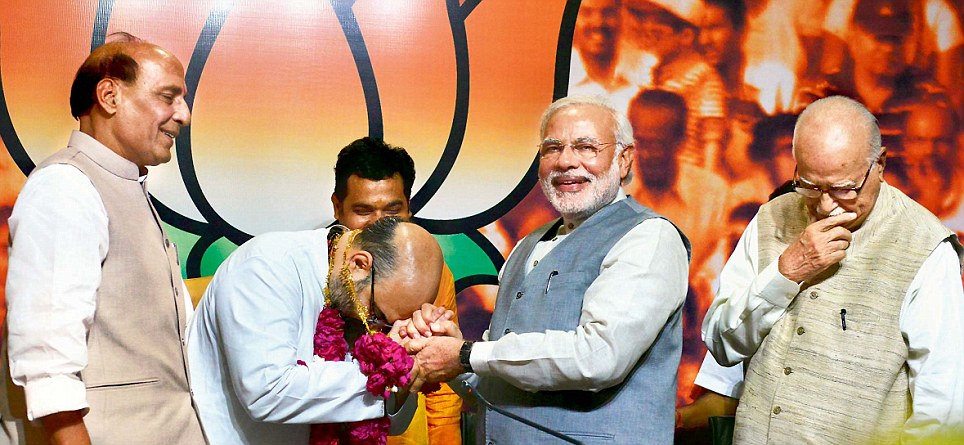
[353,333,413,399]
[306,308,416,445]
[315,308,348,361]
[346,417,390,445]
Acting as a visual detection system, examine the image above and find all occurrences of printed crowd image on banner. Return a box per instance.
[1,0,962,410]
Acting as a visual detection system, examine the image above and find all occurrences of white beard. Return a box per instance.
[540,155,622,221]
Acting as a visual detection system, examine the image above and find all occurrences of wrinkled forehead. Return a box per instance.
[794,116,870,158]
[795,137,873,184]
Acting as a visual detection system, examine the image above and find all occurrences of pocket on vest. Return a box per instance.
[87,377,160,390]
[85,377,166,444]
[559,430,615,442]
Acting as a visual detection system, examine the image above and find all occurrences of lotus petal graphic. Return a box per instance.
[0,0,580,293]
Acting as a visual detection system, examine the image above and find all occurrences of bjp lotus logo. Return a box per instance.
[0,0,574,289]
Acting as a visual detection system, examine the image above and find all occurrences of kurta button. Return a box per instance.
[797,326,805,335]
[515,292,523,299]
[532,260,539,267]
[503,328,511,335]
[165,239,170,248]
[784,367,792,375]
[772,406,781,415]
[809,291,818,299]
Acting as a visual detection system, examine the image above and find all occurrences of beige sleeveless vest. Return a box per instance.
[34,132,205,444]
[735,183,959,445]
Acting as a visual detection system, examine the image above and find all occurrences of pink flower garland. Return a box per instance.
[315,308,348,362]
[353,333,413,398]
[301,307,436,445]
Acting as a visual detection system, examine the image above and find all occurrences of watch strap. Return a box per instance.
[459,340,475,373]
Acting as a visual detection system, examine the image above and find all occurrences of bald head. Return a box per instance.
[793,96,882,165]
[379,221,443,321]
[350,218,442,323]
[791,96,886,229]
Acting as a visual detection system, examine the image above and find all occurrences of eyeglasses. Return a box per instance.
[792,160,877,201]
[366,260,393,334]
[538,138,620,160]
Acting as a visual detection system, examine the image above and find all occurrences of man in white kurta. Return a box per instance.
[189,219,442,444]
[702,96,964,443]
[6,39,205,444]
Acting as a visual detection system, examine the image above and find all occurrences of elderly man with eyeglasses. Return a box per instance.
[702,95,964,444]
[187,217,444,444]
[400,95,692,444]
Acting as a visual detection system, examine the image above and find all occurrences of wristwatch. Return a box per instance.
[459,340,475,373]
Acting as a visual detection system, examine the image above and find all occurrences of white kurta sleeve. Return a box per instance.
[900,241,964,440]
[6,165,108,420]
[693,352,745,399]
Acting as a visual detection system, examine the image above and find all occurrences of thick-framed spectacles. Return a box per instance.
[538,139,620,160]
[792,159,878,201]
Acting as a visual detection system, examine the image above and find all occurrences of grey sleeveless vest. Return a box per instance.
[478,197,691,444]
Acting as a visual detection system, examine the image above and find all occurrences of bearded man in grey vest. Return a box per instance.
[702,96,964,444]
[6,36,206,444]
[401,95,691,444]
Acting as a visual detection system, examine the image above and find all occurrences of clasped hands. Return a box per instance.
[388,303,466,393]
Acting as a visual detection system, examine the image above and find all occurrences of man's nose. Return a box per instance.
[817,192,838,215]
[174,98,191,127]
[555,145,581,169]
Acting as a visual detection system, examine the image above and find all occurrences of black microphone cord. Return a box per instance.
[461,380,584,445]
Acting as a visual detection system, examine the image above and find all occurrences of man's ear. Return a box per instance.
[878,147,887,176]
[401,199,413,221]
[618,143,635,180]
[331,193,343,221]
[347,250,373,281]
[95,78,120,115]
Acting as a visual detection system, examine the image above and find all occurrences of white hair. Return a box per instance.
[539,95,634,150]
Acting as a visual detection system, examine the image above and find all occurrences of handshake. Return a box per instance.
[387,303,468,393]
